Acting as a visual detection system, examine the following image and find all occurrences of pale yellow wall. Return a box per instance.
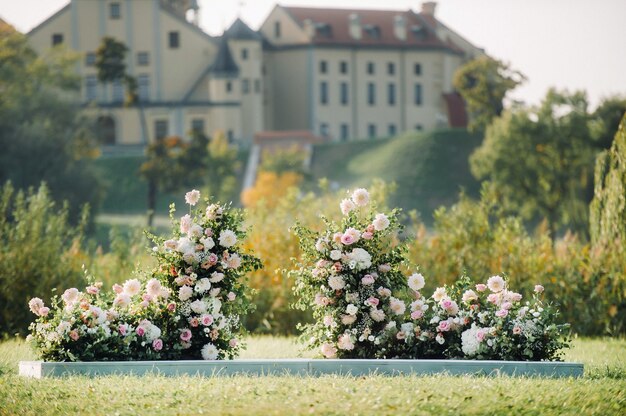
[264,49,310,131]
[27,5,72,56]
[258,6,310,46]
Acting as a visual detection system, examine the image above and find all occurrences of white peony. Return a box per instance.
[340,198,356,215]
[330,250,342,260]
[209,272,225,283]
[407,273,425,291]
[190,300,207,314]
[113,293,131,308]
[178,285,193,301]
[432,287,447,302]
[346,304,358,316]
[180,214,192,234]
[461,325,484,356]
[372,213,390,231]
[200,237,215,250]
[122,279,141,296]
[188,224,203,239]
[487,275,505,293]
[218,230,237,248]
[62,288,80,305]
[195,278,212,293]
[348,248,371,270]
[328,275,346,290]
[370,308,386,322]
[185,189,200,206]
[389,297,406,315]
[351,188,370,207]
[177,237,193,253]
[146,279,162,297]
[201,343,219,360]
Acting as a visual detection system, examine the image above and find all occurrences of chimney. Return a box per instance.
[349,13,361,40]
[421,1,437,16]
[303,18,316,38]
[393,15,407,41]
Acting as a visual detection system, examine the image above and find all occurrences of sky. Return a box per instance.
[1,0,625,108]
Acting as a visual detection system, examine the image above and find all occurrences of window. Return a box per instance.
[415,124,423,131]
[138,74,150,102]
[169,31,180,48]
[274,21,281,38]
[388,124,397,136]
[414,63,422,75]
[367,82,375,106]
[368,124,377,139]
[227,130,234,142]
[319,60,327,74]
[110,3,121,19]
[85,76,98,101]
[155,120,169,141]
[52,33,63,46]
[340,82,349,105]
[414,83,422,105]
[320,123,329,137]
[387,62,395,75]
[191,119,204,135]
[388,83,396,106]
[241,48,248,60]
[340,124,349,142]
[367,62,375,75]
[137,52,150,66]
[340,61,348,74]
[254,79,261,93]
[85,52,96,67]
[320,81,328,105]
[242,79,250,94]
[226,81,232,93]
[112,79,124,103]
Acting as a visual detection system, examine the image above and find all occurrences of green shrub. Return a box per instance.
[0,182,89,336]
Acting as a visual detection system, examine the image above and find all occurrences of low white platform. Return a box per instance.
[19,359,583,378]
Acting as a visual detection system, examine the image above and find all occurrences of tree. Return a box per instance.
[200,131,239,203]
[590,96,626,150]
[0,22,101,223]
[590,115,626,245]
[95,36,147,143]
[453,56,526,132]
[470,89,596,236]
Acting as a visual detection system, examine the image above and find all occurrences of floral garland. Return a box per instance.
[27,190,261,361]
[292,188,570,361]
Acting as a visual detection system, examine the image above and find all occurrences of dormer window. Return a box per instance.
[411,25,427,40]
[315,23,333,38]
[363,24,381,40]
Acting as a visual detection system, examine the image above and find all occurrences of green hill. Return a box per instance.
[310,129,483,224]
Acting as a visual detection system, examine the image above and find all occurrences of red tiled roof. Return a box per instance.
[282,6,460,51]
[442,92,468,128]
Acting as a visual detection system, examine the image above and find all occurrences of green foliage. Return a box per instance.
[453,56,526,132]
[470,89,596,235]
[202,132,240,203]
[0,26,102,223]
[590,115,626,245]
[260,146,308,176]
[0,182,89,336]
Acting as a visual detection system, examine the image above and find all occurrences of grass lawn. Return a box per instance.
[1,337,624,415]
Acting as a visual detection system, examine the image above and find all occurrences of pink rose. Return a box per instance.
[201,314,214,326]
[190,318,199,327]
[167,303,176,312]
[396,331,406,340]
[136,327,145,337]
[321,343,337,358]
[362,231,373,240]
[475,284,487,292]
[361,275,375,285]
[495,309,508,318]
[69,330,79,341]
[113,284,123,294]
[438,320,451,332]
[152,338,163,351]
[86,286,99,295]
[366,297,380,307]
[340,234,355,245]
[39,307,50,317]
[119,325,127,336]
[487,293,499,305]
[140,301,150,308]
[513,326,522,335]
[180,329,192,342]
[229,339,239,348]
[366,224,375,233]
[476,330,486,342]
[227,292,236,301]
[534,285,544,293]
[501,302,513,310]
[411,310,424,320]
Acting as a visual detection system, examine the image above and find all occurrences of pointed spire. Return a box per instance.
[207,37,239,76]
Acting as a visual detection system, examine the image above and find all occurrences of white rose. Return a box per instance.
[346,304,358,315]
[330,250,342,260]
[408,273,425,291]
[372,213,390,231]
[219,230,237,248]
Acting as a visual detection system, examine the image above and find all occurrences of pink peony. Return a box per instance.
[201,314,214,326]
[411,310,424,320]
[366,297,380,307]
[475,283,487,292]
[534,285,545,293]
[229,339,239,348]
[227,292,236,301]
[112,284,123,294]
[180,329,192,342]
[340,198,356,215]
[86,285,99,295]
[476,330,486,342]
[152,338,163,351]
[495,309,509,318]
[361,231,373,240]
[136,327,145,337]
[39,307,50,317]
[185,189,200,206]
[361,275,375,285]
[340,234,356,245]
[180,214,192,234]
[119,324,128,336]
[438,320,451,332]
[321,343,338,358]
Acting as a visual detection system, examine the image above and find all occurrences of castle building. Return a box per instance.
[26,0,482,146]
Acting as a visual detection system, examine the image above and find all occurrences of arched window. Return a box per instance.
[96,116,116,145]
